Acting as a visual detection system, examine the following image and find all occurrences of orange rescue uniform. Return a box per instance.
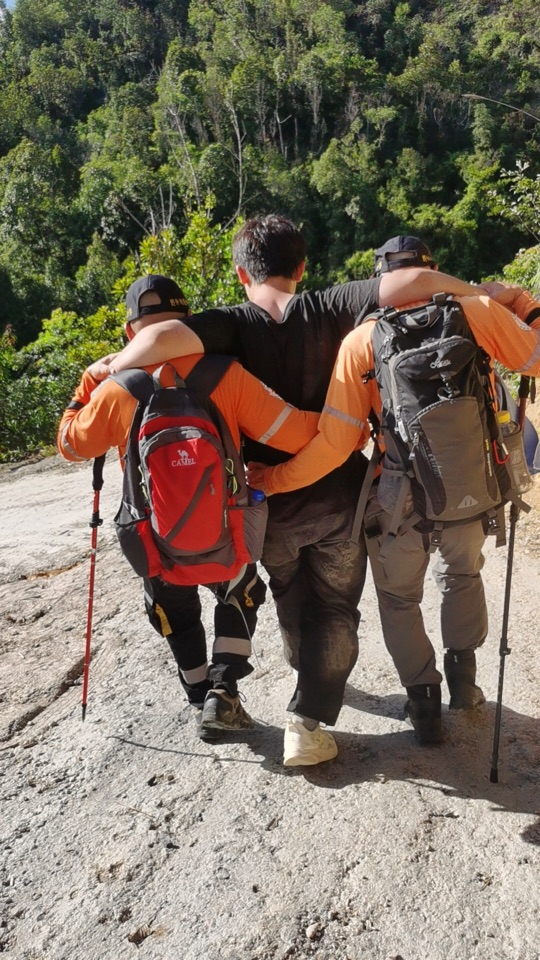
[58,355,319,464]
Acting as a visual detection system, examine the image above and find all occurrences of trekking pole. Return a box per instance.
[489,500,519,782]
[490,376,531,782]
[81,455,105,721]
[518,376,530,431]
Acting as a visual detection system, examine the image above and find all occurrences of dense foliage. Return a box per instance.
[0,0,539,459]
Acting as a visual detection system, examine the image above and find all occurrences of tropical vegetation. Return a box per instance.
[0,0,539,459]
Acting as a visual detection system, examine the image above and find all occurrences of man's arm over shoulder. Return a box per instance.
[321,267,481,321]
[109,306,242,375]
[108,319,204,374]
[378,267,481,308]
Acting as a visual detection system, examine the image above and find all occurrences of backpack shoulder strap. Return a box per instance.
[184,354,236,395]
[185,355,248,496]
[110,369,155,405]
[350,441,382,543]
[355,306,387,329]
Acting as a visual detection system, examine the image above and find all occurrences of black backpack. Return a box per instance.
[111,356,268,586]
[352,294,528,558]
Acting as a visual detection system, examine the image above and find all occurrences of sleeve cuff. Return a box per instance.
[512,290,540,325]
[261,466,281,496]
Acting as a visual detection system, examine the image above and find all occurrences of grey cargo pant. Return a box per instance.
[261,507,367,726]
[364,497,488,688]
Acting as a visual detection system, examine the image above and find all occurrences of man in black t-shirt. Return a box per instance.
[90,214,485,766]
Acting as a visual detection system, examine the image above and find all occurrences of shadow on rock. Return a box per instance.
[108,695,540,844]
[251,693,540,842]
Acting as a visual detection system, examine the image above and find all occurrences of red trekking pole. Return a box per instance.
[81,455,105,721]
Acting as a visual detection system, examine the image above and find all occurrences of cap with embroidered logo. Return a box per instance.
[374,236,436,276]
[125,275,190,323]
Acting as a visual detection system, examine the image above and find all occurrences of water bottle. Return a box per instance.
[497,410,533,494]
[248,487,266,505]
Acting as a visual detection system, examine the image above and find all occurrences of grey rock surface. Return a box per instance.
[1,455,539,960]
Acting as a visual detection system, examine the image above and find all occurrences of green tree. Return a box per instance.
[121,206,242,311]
[0,305,124,461]
[493,161,540,242]
[0,205,243,460]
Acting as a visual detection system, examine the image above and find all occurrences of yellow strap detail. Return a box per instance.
[155,604,172,637]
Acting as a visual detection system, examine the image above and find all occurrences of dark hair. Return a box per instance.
[232,214,307,283]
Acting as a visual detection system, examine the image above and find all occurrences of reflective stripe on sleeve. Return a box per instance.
[520,336,540,373]
[59,423,87,461]
[257,404,294,444]
[323,403,365,430]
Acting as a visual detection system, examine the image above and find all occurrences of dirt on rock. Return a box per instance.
[0,438,539,960]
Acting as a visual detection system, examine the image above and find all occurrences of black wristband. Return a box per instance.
[524,307,540,326]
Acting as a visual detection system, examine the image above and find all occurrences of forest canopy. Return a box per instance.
[0,0,539,459]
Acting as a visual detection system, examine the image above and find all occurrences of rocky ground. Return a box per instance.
[0,438,539,960]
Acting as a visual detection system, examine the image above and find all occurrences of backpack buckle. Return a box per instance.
[493,439,509,465]
[486,513,501,535]
[364,512,382,540]
[430,523,443,551]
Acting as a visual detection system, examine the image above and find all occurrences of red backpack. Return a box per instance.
[111,357,267,586]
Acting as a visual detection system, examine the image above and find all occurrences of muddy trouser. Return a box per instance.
[363,496,488,689]
[143,564,267,705]
[261,507,367,726]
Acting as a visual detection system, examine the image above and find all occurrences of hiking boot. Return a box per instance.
[283,719,338,767]
[444,649,486,710]
[190,704,221,741]
[200,689,255,732]
[404,684,443,745]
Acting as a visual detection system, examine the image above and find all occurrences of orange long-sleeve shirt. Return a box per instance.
[57,355,319,463]
[256,292,540,495]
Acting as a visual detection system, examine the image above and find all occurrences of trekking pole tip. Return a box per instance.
[82,704,87,722]
[489,767,498,784]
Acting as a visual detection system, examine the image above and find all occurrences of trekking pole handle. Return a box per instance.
[92,454,106,492]
[90,455,105,528]
[518,376,530,431]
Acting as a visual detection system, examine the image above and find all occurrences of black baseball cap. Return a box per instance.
[374,236,436,275]
[125,275,190,323]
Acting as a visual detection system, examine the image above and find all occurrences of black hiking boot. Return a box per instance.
[200,689,255,733]
[404,684,443,745]
[444,649,486,710]
[191,704,222,741]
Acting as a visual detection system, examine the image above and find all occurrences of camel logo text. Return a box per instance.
[172,448,196,467]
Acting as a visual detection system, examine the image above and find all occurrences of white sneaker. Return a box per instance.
[283,719,338,767]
